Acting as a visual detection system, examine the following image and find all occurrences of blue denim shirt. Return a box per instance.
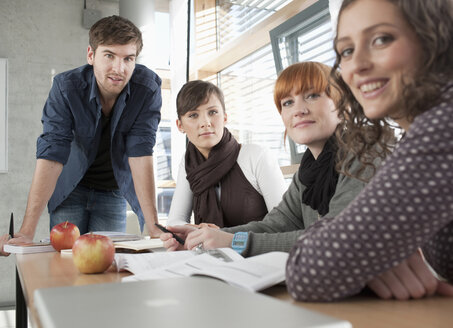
[36,64,162,230]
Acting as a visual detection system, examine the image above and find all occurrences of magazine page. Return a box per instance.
[115,250,197,275]
[121,249,288,292]
[192,252,288,292]
[121,248,243,282]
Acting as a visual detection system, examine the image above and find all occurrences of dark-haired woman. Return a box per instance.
[166,80,286,229]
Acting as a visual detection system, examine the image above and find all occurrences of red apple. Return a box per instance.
[50,221,80,251]
[72,233,115,274]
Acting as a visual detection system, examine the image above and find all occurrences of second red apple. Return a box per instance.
[50,221,80,251]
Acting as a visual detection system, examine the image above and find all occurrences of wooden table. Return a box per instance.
[16,251,453,328]
[15,252,128,328]
[263,286,453,328]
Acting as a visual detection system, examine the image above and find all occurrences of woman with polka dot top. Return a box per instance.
[286,0,453,302]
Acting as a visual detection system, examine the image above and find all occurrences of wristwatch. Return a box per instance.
[231,232,249,254]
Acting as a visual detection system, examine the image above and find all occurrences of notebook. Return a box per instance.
[114,238,164,253]
[40,231,142,243]
[3,242,55,254]
[34,277,351,328]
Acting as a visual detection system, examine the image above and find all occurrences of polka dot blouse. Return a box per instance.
[286,81,453,302]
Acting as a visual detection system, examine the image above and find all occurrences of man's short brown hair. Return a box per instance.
[89,15,143,56]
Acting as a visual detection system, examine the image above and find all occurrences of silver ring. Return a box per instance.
[194,242,204,253]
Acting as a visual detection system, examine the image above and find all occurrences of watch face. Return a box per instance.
[235,234,247,241]
[232,232,248,252]
[234,241,245,246]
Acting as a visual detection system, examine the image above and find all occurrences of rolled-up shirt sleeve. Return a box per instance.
[126,74,162,157]
[36,77,73,164]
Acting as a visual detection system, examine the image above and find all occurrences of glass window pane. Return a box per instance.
[154,120,174,218]
[278,13,335,68]
[155,121,173,181]
[216,0,292,49]
[219,44,291,166]
[220,0,337,166]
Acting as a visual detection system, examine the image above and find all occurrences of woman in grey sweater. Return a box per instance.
[162,62,380,256]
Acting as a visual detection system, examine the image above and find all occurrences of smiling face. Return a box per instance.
[176,94,227,159]
[335,0,422,131]
[87,43,137,103]
[280,89,340,159]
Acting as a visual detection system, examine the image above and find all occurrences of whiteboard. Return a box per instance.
[0,58,7,172]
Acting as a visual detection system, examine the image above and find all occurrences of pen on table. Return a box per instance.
[154,223,185,245]
[9,212,14,240]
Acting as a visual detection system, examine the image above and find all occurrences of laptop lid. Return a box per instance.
[34,277,351,328]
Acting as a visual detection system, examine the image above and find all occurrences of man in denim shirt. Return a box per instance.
[1,16,162,253]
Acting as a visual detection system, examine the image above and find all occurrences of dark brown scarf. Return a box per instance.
[298,136,339,216]
[185,128,240,226]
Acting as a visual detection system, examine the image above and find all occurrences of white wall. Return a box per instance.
[169,0,188,180]
[0,0,118,307]
[0,58,7,173]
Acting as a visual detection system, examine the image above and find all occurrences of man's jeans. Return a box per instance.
[50,185,127,234]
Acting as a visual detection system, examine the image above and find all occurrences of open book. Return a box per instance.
[115,248,288,292]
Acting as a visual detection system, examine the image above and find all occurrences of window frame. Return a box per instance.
[270,0,329,74]
[269,0,331,164]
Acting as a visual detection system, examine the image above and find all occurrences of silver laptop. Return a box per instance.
[34,277,351,328]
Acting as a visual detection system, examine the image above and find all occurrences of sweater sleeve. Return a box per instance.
[237,144,287,212]
[251,145,287,212]
[286,86,453,302]
[167,156,193,226]
[223,163,367,257]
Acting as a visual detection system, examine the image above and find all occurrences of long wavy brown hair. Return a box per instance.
[331,0,453,179]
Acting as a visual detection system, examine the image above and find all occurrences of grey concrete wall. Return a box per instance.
[0,0,118,307]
